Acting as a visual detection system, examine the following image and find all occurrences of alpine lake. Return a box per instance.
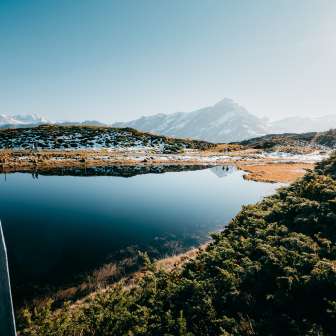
[0,164,280,305]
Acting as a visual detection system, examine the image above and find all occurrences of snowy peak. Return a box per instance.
[0,114,19,125]
[113,98,336,143]
[0,113,49,127]
[3,100,335,143]
[14,113,49,124]
[213,98,244,111]
[213,97,235,107]
[113,98,268,143]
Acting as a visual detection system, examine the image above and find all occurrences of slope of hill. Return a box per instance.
[0,125,212,152]
[19,153,336,335]
[239,129,336,150]
[113,98,268,143]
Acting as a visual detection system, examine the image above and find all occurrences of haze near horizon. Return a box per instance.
[1,0,335,123]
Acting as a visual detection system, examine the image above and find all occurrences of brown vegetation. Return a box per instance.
[17,153,336,335]
[24,244,207,315]
[0,149,216,173]
[0,149,322,183]
[238,162,315,183]
[203,143,245,153]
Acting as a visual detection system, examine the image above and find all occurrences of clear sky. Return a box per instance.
[1,0,335,122]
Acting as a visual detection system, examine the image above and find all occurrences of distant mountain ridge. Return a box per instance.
[0,114,106,129]
[113,98,336,142]
[0,113,49,128]
[2,100,336,142]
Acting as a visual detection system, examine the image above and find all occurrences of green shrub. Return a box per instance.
[19,153,336,336]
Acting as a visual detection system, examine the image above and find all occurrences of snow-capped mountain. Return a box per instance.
[113,98,268,143]
[0,113,49,127]
[113,98,336,142]
[3,101,335,143]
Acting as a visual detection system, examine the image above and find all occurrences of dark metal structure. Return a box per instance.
[0,221,17,336]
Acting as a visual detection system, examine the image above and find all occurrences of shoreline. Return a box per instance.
[16,242,209,313]
[13,150,332,321]
[237,161,315,183]
[0,148,327,183]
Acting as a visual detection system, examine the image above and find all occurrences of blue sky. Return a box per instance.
[1,0,335,122]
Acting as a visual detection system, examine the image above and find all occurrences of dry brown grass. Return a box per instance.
[0,148,321,183]
[237,162,315,183]
[203,143,245,154]
[89,263,121,288]
[30,244,209,313]
[0,148,220,173]
[155,244,207,272]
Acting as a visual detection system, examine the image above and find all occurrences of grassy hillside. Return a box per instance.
[0,125,213,151]
[19,153,336,336]
[239,129,336,150]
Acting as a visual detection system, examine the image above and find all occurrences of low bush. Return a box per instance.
[18,154,336,336]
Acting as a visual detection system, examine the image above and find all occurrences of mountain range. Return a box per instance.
[0,115,105,129]
[113,98,268,143]
[0,113,48,128]
[113,99,336,142]
[2,99,336,142]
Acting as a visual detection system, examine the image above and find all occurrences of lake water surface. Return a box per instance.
[0,165,279,303]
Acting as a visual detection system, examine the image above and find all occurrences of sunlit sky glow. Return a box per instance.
[1,0,335,122]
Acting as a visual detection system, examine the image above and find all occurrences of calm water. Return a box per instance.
[0,165,278,302]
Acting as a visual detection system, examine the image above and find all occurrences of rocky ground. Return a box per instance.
[0,125,211,151]
[0,125,333,183]
[0,146,330,183]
